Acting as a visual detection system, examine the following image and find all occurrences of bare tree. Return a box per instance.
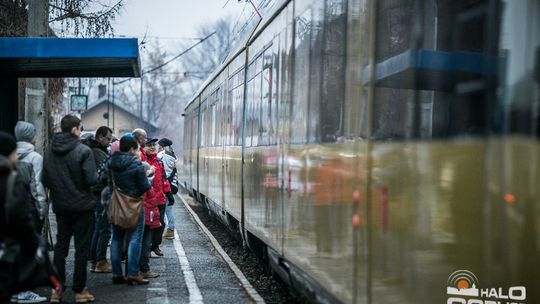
[49,0,123,37]
[114,40,190,149]
[0,0,123,37]
[179,17,235,94]
[113,17,235,152]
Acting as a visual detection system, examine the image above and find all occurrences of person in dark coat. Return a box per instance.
[0,132,41,303]
[42,115,97,303]
[87,126,113,274]
[108,134,151,285]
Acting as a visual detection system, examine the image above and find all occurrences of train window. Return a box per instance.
[206,99,212,146]
[200,99,206,147]
[368,0,506,140]
[498,1,540,137]
[270,39,279,146]
[291,6,312,144]
[212,103,217,147]
[233,82,243,146]
[253,72,262,147]
[246,76,254,147]
[320,0,346,142]
[307,1,323,143]
[260,55,273,146]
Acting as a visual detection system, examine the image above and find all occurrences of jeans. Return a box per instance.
[90,201,111,263]
[151,204,166,251]
[139,225,156,273]
[111,209,145,276]
[165,203,175,231]
[53,211,94,293]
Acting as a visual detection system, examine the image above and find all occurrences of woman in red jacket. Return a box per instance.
[139,138,170,278]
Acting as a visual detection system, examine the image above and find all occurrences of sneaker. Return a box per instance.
[10,291,47,303]
[93,260,112,273]
[89,263,96,272]
[141,271,160,279]
[163,229,175,239]
[74,288,95,303]
[13,291,47,303]
[50,289,63,303]
[150,251,162,258]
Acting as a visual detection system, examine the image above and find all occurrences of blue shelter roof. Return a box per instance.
[0,38,140,77]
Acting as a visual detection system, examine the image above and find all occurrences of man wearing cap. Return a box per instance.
[157,138,178,239]
[15,121,47,231]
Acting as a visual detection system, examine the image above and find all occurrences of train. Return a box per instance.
[180,0,540,303]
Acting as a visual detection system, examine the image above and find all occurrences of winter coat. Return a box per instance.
[108,152,151,198]
[143,152,170,228]
[0,156,39,255]
[42,132,98,214]
[16,141,47,218]
[157,150,178,188]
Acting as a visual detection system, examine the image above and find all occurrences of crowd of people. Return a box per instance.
[0,114,179,303]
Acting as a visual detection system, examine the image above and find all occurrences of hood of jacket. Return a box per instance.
[51,132,79,155]
[16,141,35,160]
[86,138,107,153]
[110,152,139,172]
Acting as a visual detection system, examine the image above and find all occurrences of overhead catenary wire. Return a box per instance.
[142,31,217,75]
[111,31,217,86]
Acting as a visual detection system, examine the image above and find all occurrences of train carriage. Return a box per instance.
[180,0,540,303]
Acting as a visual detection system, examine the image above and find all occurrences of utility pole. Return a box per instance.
[26,0,49,154]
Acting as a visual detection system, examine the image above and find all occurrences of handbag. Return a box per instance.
[107,174,143,230]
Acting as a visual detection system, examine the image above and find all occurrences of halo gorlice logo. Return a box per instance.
[447,270,527,304]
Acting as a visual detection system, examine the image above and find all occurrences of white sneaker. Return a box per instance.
[13,291,47,303]
[150,251,162,258]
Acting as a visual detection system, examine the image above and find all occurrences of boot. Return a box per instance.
[94,260,112,273]
[74,288,95,303]
[163,229,175,239]
[50,288,63,303]
[141,271,160,279]
[126,275,150,285]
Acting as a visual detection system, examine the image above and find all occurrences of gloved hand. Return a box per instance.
[166,192,175,206]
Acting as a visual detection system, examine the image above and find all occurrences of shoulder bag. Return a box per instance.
[107,173,143,230]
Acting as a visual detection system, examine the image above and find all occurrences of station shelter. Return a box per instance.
[0,37,140,133]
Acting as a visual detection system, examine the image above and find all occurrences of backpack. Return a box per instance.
[167,167,178,195]
[163,151,178,194]
[0,172,60,297]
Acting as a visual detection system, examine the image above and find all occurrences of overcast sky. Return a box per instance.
[114,0,245,53]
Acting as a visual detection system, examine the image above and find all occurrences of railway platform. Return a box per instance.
[32,195,258,304]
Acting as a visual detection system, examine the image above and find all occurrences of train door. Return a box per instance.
[194,100,201,200]
[226,60,245,221]
[184,110,193,194]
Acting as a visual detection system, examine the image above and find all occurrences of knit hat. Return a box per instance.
[158,138,173,147]
[14,121,36,143]
[0,131,17,157]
